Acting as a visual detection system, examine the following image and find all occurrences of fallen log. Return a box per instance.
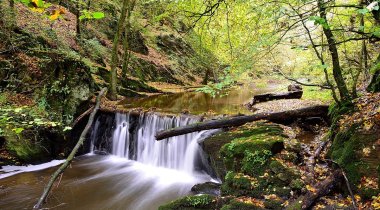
[251,91,303,105]
[155,105,329,140]
[33,88,107,209]
[287,170,343,210]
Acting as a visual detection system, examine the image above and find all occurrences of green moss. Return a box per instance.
[221,172,254,196]
[220,132,284,172]
[241,150,272,176]
[264,199,283,209]
[158,195,216,210]
[285,197,303,210]
[269,160,300,183]
[221,199,266,210]
[4,130,44,162]
[330,130,378,185]
[290,179,305,191]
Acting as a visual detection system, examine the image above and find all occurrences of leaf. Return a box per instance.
[92,12,105,19]
[13,127,24,134]
[373,29,380,38]
[79,15,86,20]
[63,126,72,132]
[358,8,370,15]
[309,16,330,29]
[49,8,65,21]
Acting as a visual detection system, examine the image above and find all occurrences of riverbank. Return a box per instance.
[159,92,380,209]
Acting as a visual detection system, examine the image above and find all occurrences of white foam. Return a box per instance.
[0,159,65,179]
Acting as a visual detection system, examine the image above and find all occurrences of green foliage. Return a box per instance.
[82,38,108,62]
[0,106,63,137]
[79,10,105,20]
[197,69,235,97]
[221,199,265,210]
[309,16,330,29]
[241,150,272,175]
[185,195,214,207]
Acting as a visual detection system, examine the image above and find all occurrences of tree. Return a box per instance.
[121,0,136,78]
[109,0,130,100]
[316,0,351,102]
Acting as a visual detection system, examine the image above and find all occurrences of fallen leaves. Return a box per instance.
[339,93,380,132]
[372,194,380,210]
[49,8,66,21]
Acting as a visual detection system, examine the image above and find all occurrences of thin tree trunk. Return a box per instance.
[33,88,107,210]
[109,0,130,100]
[121,0,136,78]
[76,0,81,38]
[367,54,380,92]
[317,0,351,102]
[156,105,329,140]
[289,3,340,105]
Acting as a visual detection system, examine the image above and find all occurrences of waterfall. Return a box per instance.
[91,112,217,175]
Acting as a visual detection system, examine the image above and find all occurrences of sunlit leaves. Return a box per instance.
[372,28,380,38]
[12,127,24,135]
[79,10,105,20]
[357,8,370,15]
[309,16,329,29]
[0,106,64,136]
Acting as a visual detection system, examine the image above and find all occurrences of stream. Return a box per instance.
[0,84,276,210]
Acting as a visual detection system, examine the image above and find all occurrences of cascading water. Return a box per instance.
[91,112,218,176]
[0,112,219,210]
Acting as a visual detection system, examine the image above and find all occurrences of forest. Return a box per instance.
[0,0,380,209]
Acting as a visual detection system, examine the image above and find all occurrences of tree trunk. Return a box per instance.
[109,0,130,100]
[33,88,107,210]
[76,0,81,38]
[317,0,351,102]
[155,105,329,140]
[367,54,380,92]
[121,0,136,78]
[250,91,303,105]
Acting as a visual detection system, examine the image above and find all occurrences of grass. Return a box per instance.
[302,86,333,103]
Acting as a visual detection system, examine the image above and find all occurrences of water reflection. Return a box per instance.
[121,84,275,115]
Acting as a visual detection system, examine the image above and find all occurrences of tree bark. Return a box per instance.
[317,0,351,102]
[155,105,329,140]
[121,0,136,78]
[250,91,303,105]
[75,0,81,38]
[109,0,130,100]
[367,54,380,92]
[33,88,107,210]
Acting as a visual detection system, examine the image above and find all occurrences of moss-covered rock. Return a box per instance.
[158,194,216,210]
[221,199,266,210]
[329,126,380,196]
[3,126,65,164]
[219,123,285,173]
